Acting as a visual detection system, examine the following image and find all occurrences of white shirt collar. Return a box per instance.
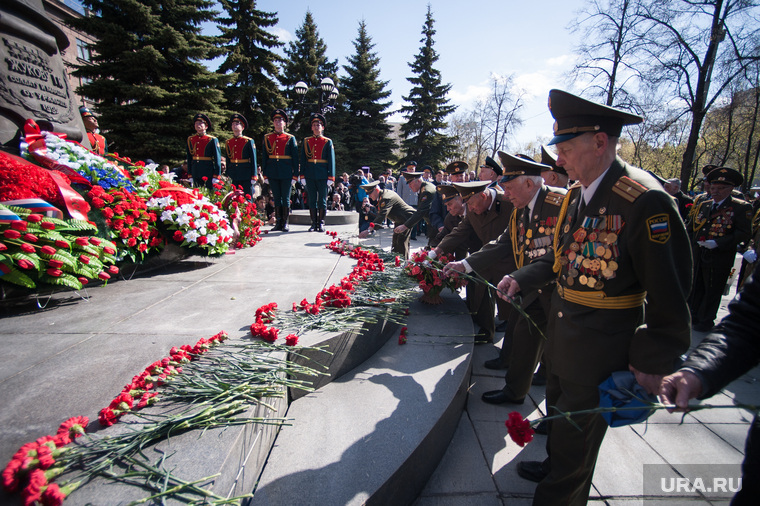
[580,166,611,206]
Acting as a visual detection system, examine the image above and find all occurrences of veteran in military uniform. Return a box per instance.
[429,184,472,260]
[224,114,257,194]
[80,106,108,156]
[262,109,299,232]
[446,153,567,404]
[300,113,335,232]
[687,166,752,331]
[187,113,222,190]
[478,156,503,188]
[393,171,436,241]
[358,181,416,257]
[430,180,516,343]
[539,145,570,188]
[497,89,692,505]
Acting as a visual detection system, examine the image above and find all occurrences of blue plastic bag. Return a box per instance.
[598,371,658,427]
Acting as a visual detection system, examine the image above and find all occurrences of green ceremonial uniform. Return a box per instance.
[372,189,416,258]
[437,187,516,341]
[467,185,567,401]
[511,158,692,505]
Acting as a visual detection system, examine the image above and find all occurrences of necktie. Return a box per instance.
[522,207,531,226]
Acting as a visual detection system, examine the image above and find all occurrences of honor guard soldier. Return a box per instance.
[358,181,416,257]
[79,106,108,156]
[446,152,567,404]
[300,113,335,232]
[430,180,516,344]
[497,89,692,505]
[187,113,221,190]
[225,114,257,195]
[687,166,752,331]
[262,109,299,232]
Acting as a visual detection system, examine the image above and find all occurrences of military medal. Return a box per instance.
[579,274,588,285]
[586,277,596,288]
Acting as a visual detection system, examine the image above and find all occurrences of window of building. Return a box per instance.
[76,39,91,62]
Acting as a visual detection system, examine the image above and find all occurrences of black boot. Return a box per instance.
[282,207,290,232]
[316,208,325,232]
[272,206,283,231]
[308,208,317,232]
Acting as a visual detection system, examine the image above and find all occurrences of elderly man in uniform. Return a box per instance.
[430,185,471,260]
[187,113,222,190]
[225,113,257,195]
[539,145,570,189]
[429,180,516,344]
[358,181,416,257]
[663,177,693,221]
[300,112,335,232]
[478,156,503,188]
[446,152,567,405]
[394,171,436,242]
[262,109,299,232]
[80,106,108,156]
[497,89,692,505]
[687,166,752,331]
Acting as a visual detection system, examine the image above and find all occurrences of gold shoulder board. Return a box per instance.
[545,191,565,206]
[612,176,647,203]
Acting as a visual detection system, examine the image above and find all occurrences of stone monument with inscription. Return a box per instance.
[0,0,89,152]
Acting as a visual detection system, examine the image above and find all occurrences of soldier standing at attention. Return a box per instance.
[187,113,221,190]
[80,106,108,156]
[262,109,299,232]
[225,114,257,195]
[300,113,335,232]
[497,89,692,505]
[687,166,752,331]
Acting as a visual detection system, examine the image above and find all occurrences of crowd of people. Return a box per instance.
[80,91,759,505]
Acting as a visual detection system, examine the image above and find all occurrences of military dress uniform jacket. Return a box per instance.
[372,189,415,226]
[187,134,222,183]
[262,132,299,180]
[225,136,258,184]
[87,131,108,156]
[299,135,335,181]
[430,213,478,260]
[467,185,567,306]
[404,181,437,230]
[437,188,516,280]
[687,195,752,271]
[511,158,692,386]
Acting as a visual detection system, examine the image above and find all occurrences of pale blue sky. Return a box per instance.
[210,0,589,147]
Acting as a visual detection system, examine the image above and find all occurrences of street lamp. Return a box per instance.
[293,77,339,114]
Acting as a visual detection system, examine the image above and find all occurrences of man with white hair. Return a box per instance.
[663,177,693,221]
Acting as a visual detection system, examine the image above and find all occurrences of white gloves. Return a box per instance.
[743,249,758,263]
[300,178,306,185]
[327,180,334,187]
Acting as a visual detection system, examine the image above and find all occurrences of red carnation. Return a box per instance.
[173,230,184,242]
[57,415,89,440]
[285,334,299,346]
[98,407,118,426]
[505,411,535,447]
[40,482,67,505]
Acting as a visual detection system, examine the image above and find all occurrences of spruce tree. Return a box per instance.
[400,5,457,168]
[334,21,396,174]
[281,11,339,141]
[216,0,286,142]
[69,0,231,164]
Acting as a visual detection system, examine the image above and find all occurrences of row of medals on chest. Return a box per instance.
[521,217,557,260]
[559,215,623,290]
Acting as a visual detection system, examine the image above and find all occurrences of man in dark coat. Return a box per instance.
[497,89,692,505]
[661,261,760,506]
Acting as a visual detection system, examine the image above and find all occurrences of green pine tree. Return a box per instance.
[332,21,396,175]
[281,10,340,141]
[400,5,457,168]
[216,0,286,142]
[69,0,231,165]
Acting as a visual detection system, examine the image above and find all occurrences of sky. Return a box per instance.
[212,0,590,149]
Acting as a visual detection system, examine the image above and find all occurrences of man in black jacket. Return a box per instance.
[661,262,760,506]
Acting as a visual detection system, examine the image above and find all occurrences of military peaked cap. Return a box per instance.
[547,89,643,145]
[193,113,211,129]
[497,151,551,183]
[481,156,503,175]
[706,167,743,187]
[540,145,567,176]
[310,112,326,127]
[453,180,490,202]
[272,109,288,122]
[437,184,460,204]
[445,161,469,175]
[230,113,248,129]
